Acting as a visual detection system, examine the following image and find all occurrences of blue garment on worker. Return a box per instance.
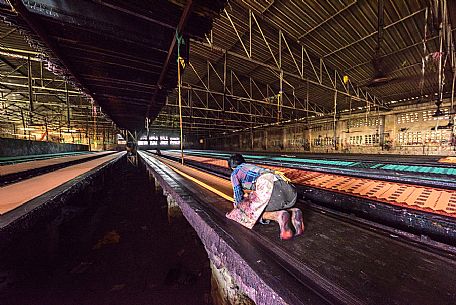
[231,163,271,206]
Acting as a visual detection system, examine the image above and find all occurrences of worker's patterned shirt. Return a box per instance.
[231,163,271,205]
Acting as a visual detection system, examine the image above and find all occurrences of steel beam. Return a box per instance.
[27,57,33,113]
[323,8,426,59]
[180,84,322,115]
[193,40,384,110]
[297,1,358,40]
[88,1,179,31]
[165,101,276,122]
[207,7,387,110]
[9,0,93,98]
[0,81,82,94]
[147,0,193,118]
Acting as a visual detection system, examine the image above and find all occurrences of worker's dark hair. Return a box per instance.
[228,154,245,170]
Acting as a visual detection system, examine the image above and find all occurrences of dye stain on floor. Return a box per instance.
[0,164,212,305]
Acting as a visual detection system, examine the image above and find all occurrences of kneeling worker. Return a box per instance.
[226,154,304,240]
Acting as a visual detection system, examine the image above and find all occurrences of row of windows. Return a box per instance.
[137,136,180,146]
[397,108,450,124]
[349,134,380,145]
[313,137,336,146]
[311,123,333,131]
[288,138,306,146]
[0,126,11,134]
[347,117,382,128]
[270,139,283,147]
[285,126,306,134]
[396,130,451,145]
[139,136,165,141]
[397,112,419,124]
[422,109,450,121]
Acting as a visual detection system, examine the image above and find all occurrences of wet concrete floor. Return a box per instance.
[0,163,212,305]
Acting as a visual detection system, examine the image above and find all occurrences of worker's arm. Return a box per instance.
[231,173,244,207]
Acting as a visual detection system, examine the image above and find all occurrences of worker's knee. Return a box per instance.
[265,181,297,211]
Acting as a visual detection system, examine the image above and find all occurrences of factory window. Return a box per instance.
[311,122,333,131]
[364,134,378,145]
[355,135,360,145]
[373,134,379,144]
[312,137,333,147]
[325,137,333,146]
[289,138,304,146]
[371,118,382,126]
[348,134,379,146]
[422,108,449,121]
[347,117,381,129]
[397,112,419,124]
[423,130,451,143]
[272,139,282,147]
[397,130,452,145]
[348,118,363,128]
[135,135,180,146]
[170,137,180,145]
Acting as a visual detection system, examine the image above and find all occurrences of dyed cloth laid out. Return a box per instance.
[226,173,275,229]
[439,156,456,164]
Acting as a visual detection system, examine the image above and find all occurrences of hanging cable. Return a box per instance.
[176,30,185,165]
[420,7,428,99]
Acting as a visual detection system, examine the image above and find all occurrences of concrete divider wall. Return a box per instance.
[0,138,89,157]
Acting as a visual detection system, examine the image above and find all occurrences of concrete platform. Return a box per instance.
[139,151,456,305]
[0,152,125,248]
[158,150,456,244]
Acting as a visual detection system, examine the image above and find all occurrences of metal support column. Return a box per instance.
[20,108,26,136]
[278,70,283,122]
[65,81,70,131]
[178,55,185,165]
[45,116,49,141]
[333,71,338,150]
[27,56,33,124]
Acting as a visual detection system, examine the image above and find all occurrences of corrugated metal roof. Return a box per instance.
[1,0,454,134]
[184,0,454,123]
[0,0,226,131]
